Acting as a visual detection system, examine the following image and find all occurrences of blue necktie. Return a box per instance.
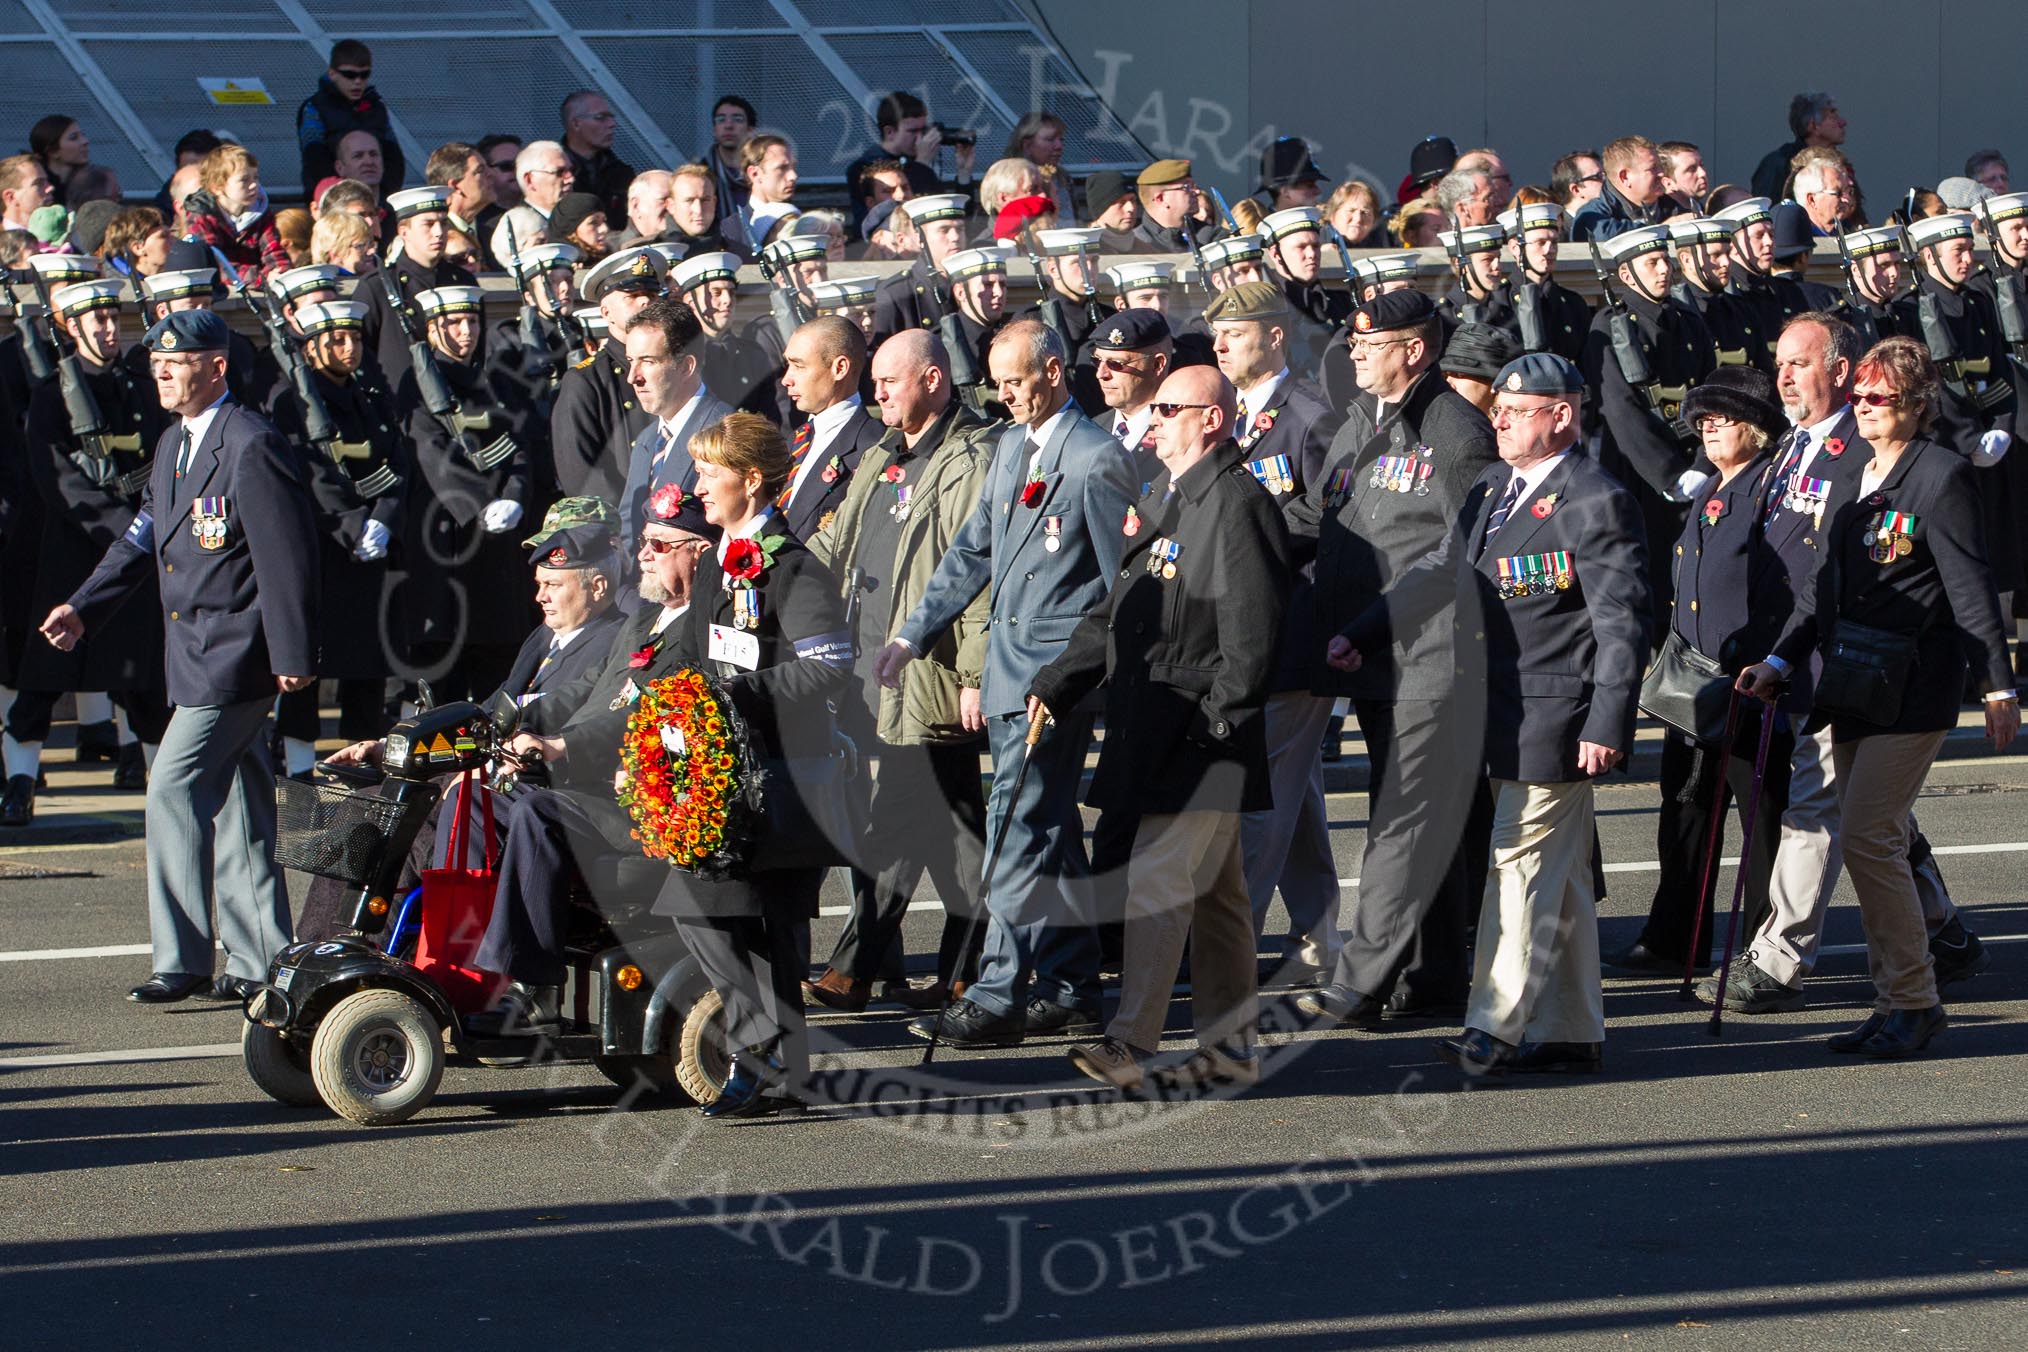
[1478,474,1524,556]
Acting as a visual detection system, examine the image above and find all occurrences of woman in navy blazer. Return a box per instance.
[1741,337,2019,1059]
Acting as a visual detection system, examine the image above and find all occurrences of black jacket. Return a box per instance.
[1773,437,2015,739]
[496,603,627,716]
[1500,275,1592,364]
[1286,370,1497,700]
[872,255,952,348]
[780,403,881,541]
[362,254,475,386]
[1753,409,1867,713]
[566,145,637,226]
[1722,269,1811,376]
[296,75,405,192]
[1031,440,1291,815]
[550,337,652,509]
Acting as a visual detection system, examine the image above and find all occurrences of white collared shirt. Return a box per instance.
[1111,404,1153,450]
[1791,406,1849,479]
[715,507,774,571]
[1238,368,1290,438]
[651,603,689,635]
[654,388,707,464]
[175,391,232,472]
[1498,450,1570,514]
[1022,400,1076,477]
[784,394,862,505]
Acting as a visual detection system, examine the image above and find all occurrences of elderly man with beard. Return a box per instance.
[469,486,720,1034]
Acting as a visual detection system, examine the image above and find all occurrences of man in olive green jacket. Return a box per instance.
[804,329,1002,1011]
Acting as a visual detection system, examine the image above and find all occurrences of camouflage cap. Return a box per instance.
[523,495,618,550]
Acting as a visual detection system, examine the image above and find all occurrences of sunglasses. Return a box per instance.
[1094,356,1148,375]
[1853,390,1906,407]
[333,66,371,80]
[1150,402,1212,417]
[638,533,692,555]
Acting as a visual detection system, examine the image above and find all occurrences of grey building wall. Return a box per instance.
[1024,0,2028,215]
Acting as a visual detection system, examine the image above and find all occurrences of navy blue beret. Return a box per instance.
[1494,352,1585,395]
[143,308,231,354]
[529,524,618,571]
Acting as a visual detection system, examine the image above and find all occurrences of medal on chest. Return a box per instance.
[1493,550,1573,599]
[731,586,762,630]
[1043,515,1063,552]
[1863,509,1917,564]
[1145,536,1182,579]
[1324,466,1356,510]
[191,496,229,551]
[1246,452,1294,495]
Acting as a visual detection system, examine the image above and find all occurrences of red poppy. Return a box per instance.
[647,482,685,521]
[723,537,765,581]
[627,643,657,669]
[1021,480,1046,508]
[1530,498,1555,519]
[884,464,905,483]
[1823,437,1846,457]
[1703,497,1726,525]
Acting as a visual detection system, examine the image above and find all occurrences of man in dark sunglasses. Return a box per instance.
[297,37,407,196]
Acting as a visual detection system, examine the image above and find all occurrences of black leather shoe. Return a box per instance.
[1861,1005,1945,1060]
[0,775,34,828]
[1603,941,1700,977]
[1294,983,1386,1028]
[207,975,259,1001]
[127,972,211,1004]
[1828,1012,1887,1053]
[1511,1040,1604,1074]
[906,997,1025,1048]
[702,1049,807,1119]
[1382,988,1469,1021]
[1930,920,1990,985]
[112,742,147,791]
[1023,997,1101,1037]
[1434,1027,1518,1078]
[74,719,118,763]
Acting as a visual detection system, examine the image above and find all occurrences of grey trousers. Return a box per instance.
[1239,691,1341,957]
[146,697,292,980]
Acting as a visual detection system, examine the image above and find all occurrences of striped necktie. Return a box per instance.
[1478,474,1524,557]
[650,422,674,469]
[173,426,194,479]
[791,420,814,462]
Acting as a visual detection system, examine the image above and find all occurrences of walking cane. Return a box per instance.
[1707,699,1781,1037]
[1678,689,1744,1001]
[920,701,1051,1067]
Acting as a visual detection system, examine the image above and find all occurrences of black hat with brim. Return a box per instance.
[1681,366,1787,443]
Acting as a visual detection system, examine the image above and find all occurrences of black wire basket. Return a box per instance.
[273,779,422,887]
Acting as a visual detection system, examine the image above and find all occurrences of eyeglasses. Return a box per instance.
[1576,172,1604,185]
[333,66,371,80]
[1853,390,1906,407]
[1094,356,1148,375]
[529,166,572,178]
[637,533,695,555]
[1349,336,1413,354]
[1693,413,1739,431]
[1491,403,1563,424]
[1150,402,1212,417]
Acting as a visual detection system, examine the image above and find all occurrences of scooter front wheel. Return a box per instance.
[310,988,445,1126]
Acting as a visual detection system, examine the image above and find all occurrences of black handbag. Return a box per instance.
[1814,619,1917,726]
[1639,628,1735,743]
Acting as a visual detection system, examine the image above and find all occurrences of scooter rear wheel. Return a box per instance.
[675,988,732,1104]
[242,1021,320,1107]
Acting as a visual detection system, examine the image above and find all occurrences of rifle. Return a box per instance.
[15,280,54,384]
[1590,241,1696,450]
[503,215,581,383]
[26,268,115,483]
[1022,226,1074,355]
[735,201,807,347]
[1442,224,1487,325]
[1206,186,1240,236]
[937,310,982,390]
[1324,222,1357,299]
[1834,223,1884,348]
[380,265,459,420]
[212,247,338,455]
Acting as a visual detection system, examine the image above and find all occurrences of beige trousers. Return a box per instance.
[1465,778,1605,1046]
[1108,810,1258,1055]
[1831,731,1948,1011]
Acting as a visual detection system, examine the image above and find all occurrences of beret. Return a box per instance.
[642,482,720,543]
[1494,352,1585,396]
[993,193,1055,241]
[1203,280,1291,325]
[1439,322,1522,382]
[1350,288,1435,334]
[547,192,607,243]
[1936,176,1993,211]
[1137,158,1193,188]
[144,308,230,353]
[1090,307,1171,350]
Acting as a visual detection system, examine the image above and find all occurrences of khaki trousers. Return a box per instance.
[1832,731,1948,1011]
[1108,810,1257,1055]
[1465,778,1605,1046]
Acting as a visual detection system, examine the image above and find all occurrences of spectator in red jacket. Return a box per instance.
[181,142,290,284]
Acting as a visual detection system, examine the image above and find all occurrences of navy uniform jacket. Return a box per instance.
[1721,270,1811,375]
[1674,282,1760,373]
[1230,373,1343,691]
[20,354,174,692]
[1774,437,2015,739]
[551,337,652,511]
[872,256,951,349]
[69,401,319,707]
[1286,370,1497,701]
[496,601,626,715]
[1279,276,1354,377]
[780,403,881,541]
[1910,273,2022,593]
[1438,281,1515,336]
[1669,454,1784,667]
[699,330,781,424]
[1754,408,1866,712]
[362,254,476,385]
[1031,440,1291,816]
[1343,451,1650,783]
[1501,275,1592,364]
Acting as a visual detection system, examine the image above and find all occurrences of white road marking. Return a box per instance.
[0,942,152,963]
[0,1042,240,1070]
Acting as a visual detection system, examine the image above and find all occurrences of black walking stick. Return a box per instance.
[1678,689,1744,1001]
[920,701,1051,1067]
[1707,699,1781,1037]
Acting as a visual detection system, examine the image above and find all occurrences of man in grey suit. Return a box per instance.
[617,297,733,552]
[875,319,1137,1047]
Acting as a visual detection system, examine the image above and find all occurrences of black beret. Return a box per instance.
[529,524,616,571]
[1090,307,1171,351]
[143,308,230,354]
[1681,366,1787,443]
[1494,352,1585,395]
[1351,288,1436,334]
[642,481,721,543]
[1440,322,1523,381]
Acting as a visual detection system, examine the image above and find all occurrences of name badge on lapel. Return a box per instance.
[191,496,229,551]
[709,623,760,670]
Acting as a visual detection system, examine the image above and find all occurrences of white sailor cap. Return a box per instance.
[1982,191,2028,223]
[50,278,125,316]
[141,267,217,302]
[27,251,101,284]
[1104,260,1175,292]
[761,233,828,269]
[1713,196,1774,232]
[574,306,609,341]
[1200,234,1265,269]
[269,264,347,303]
[508,242,580,276]
[1360,251,1424,284]
[1497,202,1564,236]
[1907,213,1975,249]
[1033,227,1104,257]
[1598,224,1672,262]
[414,285,486,317]
[1259,206,1323,244]
[1841,225,1903,259]
[670,251,742,293]
[943,247,1008,282]
[387,186,453,221]
[581,245,667,302]
[808,276,879,310]
[902,194,969,225]
[1668,218,1731,248]
[1437,224,1506,255]
[292,299,369,335]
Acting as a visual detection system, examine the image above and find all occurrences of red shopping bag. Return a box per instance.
[414,769,509,1013]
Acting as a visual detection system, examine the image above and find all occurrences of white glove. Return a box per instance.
[352,518,390,561]
[1976,429,2013,467]
[481,499,524,534]
[1671,468,1710,504]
